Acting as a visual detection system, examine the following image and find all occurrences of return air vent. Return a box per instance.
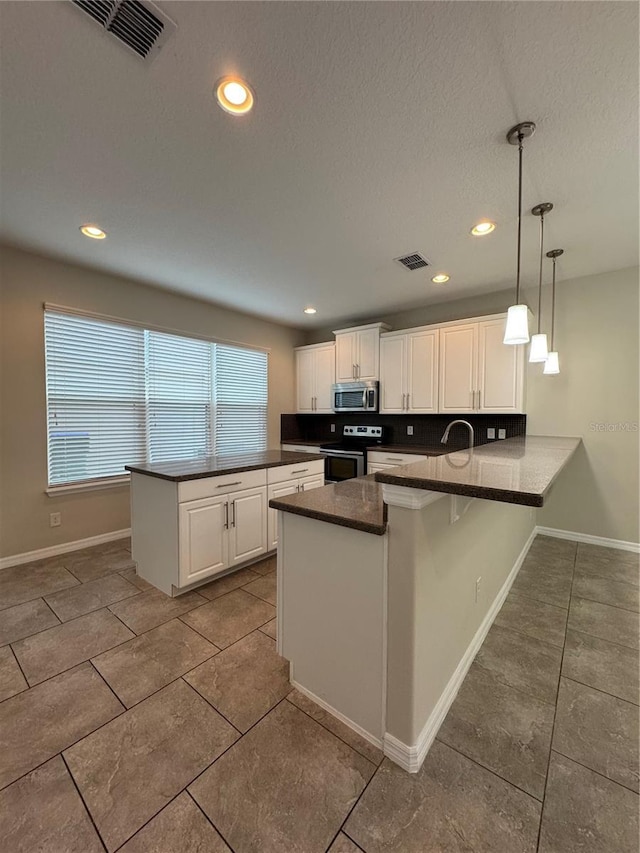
[394,252,431,271]
[71,0,176,59]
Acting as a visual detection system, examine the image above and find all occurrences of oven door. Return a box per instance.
[322,450,364,483]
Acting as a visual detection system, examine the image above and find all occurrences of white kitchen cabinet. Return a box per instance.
[267,463,325,549]
[267,481,298,551]
[178,495,228,588]
[298,472,325,491]
[333,323,390,382]
[367,462,396,474]
[439,324,478,413]
[367,450,429,474]
[228,486,268,567]
[295,343,335,413]
[380,329,438,413]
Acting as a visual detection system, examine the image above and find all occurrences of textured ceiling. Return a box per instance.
[0,1,637,327]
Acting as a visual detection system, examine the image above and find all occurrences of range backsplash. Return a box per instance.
[281,412,527,451]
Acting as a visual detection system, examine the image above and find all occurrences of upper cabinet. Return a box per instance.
[380,328,439,413]
[333,323,390,382]
[295,342,335,413]
[439,317,524,414]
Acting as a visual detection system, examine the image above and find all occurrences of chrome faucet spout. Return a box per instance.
[441,419,475,449]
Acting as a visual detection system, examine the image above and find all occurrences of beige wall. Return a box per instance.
[0,246,303,559]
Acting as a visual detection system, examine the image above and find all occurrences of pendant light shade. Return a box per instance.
[504,121,536,346]
[529,202,553,362]
[544,248,564,375]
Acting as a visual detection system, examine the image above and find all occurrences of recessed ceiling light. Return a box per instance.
[303,307,317,315]
[80,224,106,239]
[431,274,450,284]
[471,221,496,236]
[215,76,254,115]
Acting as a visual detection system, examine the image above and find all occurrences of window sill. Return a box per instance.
[46,476,130,497]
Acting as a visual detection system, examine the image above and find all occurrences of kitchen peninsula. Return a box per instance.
[270,435,580,773]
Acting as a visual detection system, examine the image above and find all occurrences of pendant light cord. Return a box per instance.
[516,133,524,303]
[550,257,556,350]
[537,211,545,333]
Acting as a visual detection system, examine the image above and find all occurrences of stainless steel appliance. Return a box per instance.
[332,381,379,413]
[321,425,384,483]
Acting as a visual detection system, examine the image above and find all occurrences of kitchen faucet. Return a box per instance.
[441,419,475,449]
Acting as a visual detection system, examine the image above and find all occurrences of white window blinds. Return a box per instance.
[44,309,268,486]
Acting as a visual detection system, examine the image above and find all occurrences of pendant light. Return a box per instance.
[504,121,536,345]
[543,248,563,374]
[529,202,553,362]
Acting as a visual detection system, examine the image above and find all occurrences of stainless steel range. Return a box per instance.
[320,425,384,483]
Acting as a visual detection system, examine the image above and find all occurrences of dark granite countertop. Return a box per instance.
[269,474,386,536]
[280,439,326,447]
[374,435,581,507]
[125,450,324,482]
[367,444,450,456]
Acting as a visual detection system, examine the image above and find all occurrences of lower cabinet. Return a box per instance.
[267,471,325,550]
[367,451,429,474]
[228,487,268,568]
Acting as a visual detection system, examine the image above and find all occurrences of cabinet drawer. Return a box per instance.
[178,468,267,502]
[268,459,324,485]
[280,444,322,454]
[367,451,428,467]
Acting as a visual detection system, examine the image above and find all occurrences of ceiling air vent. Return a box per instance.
[394,252,431,271]
[71,0,176,60]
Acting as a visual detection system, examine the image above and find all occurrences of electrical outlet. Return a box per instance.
[487,428,495,439]
[49,512,61,528]
[498,429,506,439]
[475,576,482,603]
[330,424,336,433]
[407,425,414,436]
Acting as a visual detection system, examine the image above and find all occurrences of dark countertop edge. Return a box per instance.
[281,439,450,455]
[125,452,324,482]
[268,498,387,536]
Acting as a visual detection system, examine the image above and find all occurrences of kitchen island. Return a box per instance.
[270,435,580,772]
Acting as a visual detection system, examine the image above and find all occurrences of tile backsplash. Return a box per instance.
[281,412,526,451]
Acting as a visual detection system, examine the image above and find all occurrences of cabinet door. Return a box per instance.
[267,482,298,551]
[178,496,228,587]
[438,324,477,413]
[477,319,524,413]
[379,335,406,413]
[298,473,325,492]
[296,348,315,413]
[407,329,438,412]
[367,462,396,474]
[228,487,267,567]
[335,333,356,382]
[314,345,336,413]
[356,328,380,381]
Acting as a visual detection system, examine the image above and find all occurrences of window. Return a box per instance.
[44,309,268,486]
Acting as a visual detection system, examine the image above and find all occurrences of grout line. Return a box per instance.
[564,625,640,656]
[87,660,127,710]
[566,592,639,616]
[7,642,29,689]
[185,789,239,853]
[60,752,109,853]
[548,747,640,796]
[178,676,243,736]
[108,790,187,853]
[556,672,639,708]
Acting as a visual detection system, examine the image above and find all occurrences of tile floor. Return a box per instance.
[0,536,638,852]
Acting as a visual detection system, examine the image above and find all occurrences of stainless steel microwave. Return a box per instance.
[332,381,379,413]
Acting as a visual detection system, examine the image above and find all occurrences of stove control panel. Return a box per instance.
[343,425,383,438]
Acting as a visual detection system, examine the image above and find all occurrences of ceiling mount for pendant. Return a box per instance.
[531,202,553,217]
[547,248,564,260]
[506,122,536,145]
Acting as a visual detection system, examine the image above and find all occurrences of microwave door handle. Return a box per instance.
[362,388,368,409]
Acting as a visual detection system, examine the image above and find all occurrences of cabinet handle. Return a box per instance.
[217,481,241,488]
[314,396,317,410]
[224,502,229,530]
[291,468,308,474]
[401,393,405,410]
[353,364,357,379]
[386,457,400,462]
[230,500,236,527]
[406,393,410,410]
[477,390,481,410]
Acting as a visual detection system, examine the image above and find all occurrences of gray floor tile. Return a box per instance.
[572,572,639,613]
[65,549,136,583]
[0,756,104,853]
[437,663,554,799]
[190,700,374,853]
[0,662,123,789]
[568,597,639,650]
[576,544,639,587]
[45,572,140,621]
[119,792,231,853]
[260,617,277,640]
[0,646,27,702]
[495,591,567,648]
[181,589,275,649]
[119,567,155,591]
[529,535,578,561]
[521,551,575,578]
[242,571,277,605]
[0,598,60,646]
[185,630,289,732]
[510,566,573,609]
[563,630,639,705]
[0,561,79,610]
[109,588,207,634]
[473,624,563,704]
[539,752,639,853]
[250,555,276,575]
[93,618,218,707]
[64,679,238,852]
[197,566,260,600]
[287,689,384,766]
[328,833,363,853]
[553,677,639,792]
[12,608,134,685]
[345,741,541,853]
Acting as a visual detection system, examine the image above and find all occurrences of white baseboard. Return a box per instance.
[535,526,640,554]
[290,679,384,751]
[0,528,132,571]
[383,524,537,774]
